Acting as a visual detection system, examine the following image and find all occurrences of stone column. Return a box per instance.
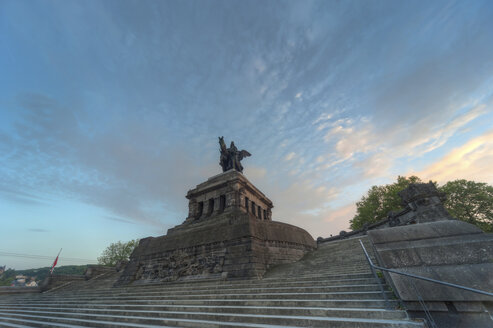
[187,200,197,220]
[203,200,211,218]
[226,191,236,209]
[238,189,247,213]
[213,196,220,215]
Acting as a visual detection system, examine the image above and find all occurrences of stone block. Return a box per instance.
[388,263,493,301]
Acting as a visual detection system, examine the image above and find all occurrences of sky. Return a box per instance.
[1,0,493,270]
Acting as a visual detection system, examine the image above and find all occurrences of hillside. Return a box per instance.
[0,265,88,286]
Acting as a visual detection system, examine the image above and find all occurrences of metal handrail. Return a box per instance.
[359,238,392,309]
[358,239,493,297]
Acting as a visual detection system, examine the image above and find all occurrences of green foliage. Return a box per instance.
[350,176,493,233]
[440,180,493,232]
[97,240,139,266]
[0,269,16,286]
[350,176,423,230]
[18,265,88,281]
[0,265,88,286]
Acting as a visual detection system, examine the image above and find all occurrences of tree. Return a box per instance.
[97,240,139,266]
[0,268,16,286]
[350,176,423,230]
[349,176,493,233]
[440,180,493,232]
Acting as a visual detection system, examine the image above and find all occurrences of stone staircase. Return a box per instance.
[0,236,425,327]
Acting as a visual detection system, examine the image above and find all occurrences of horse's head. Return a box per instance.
[218,136,226,150]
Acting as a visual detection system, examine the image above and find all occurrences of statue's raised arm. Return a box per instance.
[218,137,251,173]
[219,136,229,171]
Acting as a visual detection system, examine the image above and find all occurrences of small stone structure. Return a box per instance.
[318,182,449,243]
[366,183,493,328]
[116,169,315,286]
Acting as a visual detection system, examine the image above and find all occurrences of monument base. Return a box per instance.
[116,210,315,285]
[116,170,315,286]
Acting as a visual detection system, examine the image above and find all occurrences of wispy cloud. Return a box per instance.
[284,152,296,161]
[104,216,135,225]
[27,228,49,233]
[412,130,493,184]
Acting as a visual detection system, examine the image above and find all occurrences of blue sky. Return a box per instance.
[1,0,493,269]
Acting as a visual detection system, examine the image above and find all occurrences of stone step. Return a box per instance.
[50,273,379,296]
[0,313,174,328]
[260,272,375,280]
[0,291,395,304]
[123,273,377,288]
[0,322,39,328]
[269,269,376,275]
[35,284,391,299]
[0,304,408,320]
[0,298,398,309]
[0,316,88,328]
[116,277,384,290]
[52,277,385,293]
[0,281,392,302]
[0,278,388,304]
[0,237,423,328]
[0,310,425,328]
[60,271,378,292]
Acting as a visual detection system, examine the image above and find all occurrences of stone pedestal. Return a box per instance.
[178,169,273,227]
[116,170,315,286]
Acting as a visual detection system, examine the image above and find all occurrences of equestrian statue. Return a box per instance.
[218,137,251,173]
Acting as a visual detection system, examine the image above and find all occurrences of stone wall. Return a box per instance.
[0,286,40,295]
[39,274,86,292]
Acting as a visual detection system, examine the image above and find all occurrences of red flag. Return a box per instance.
[50,249,62,275]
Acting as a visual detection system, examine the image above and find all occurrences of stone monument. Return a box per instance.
[116,138,316,285]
